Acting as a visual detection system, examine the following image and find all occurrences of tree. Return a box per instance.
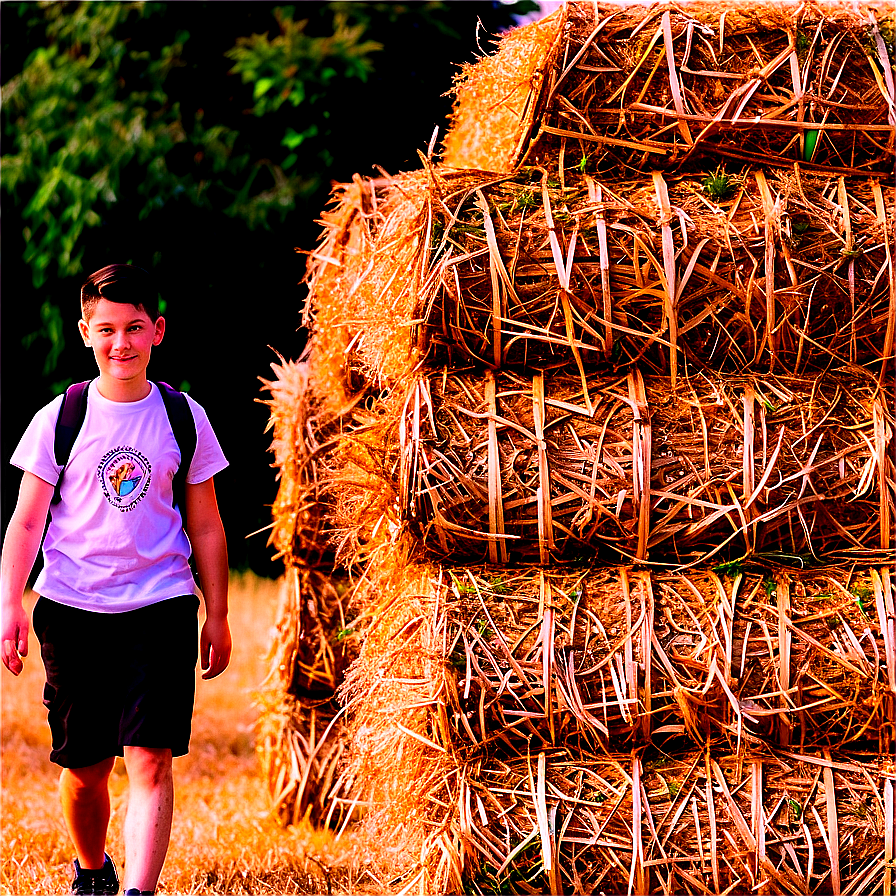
[2,2,384,315]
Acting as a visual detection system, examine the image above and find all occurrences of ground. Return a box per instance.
[1,573,378,896]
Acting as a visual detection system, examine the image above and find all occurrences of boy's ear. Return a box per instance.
[78,318,91,346]
[153,316,166,346]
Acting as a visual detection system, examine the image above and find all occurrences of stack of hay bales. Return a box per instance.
[261,1,896,891]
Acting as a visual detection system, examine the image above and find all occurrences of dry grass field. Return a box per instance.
[1,573,379,896]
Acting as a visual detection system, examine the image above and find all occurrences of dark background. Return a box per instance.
[1,1,537,577]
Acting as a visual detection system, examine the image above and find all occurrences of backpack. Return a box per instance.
[52,380,197,515]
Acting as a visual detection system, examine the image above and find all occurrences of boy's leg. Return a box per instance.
[122,746,174,893]
[59,757,116,871]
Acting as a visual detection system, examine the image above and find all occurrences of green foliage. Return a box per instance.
[21,300,66,376]
[1,1,384,368]
[803,128,820,161]
[3,3,177,286]
[511,188,539,211]
[227,8,381,116]
[225,6,381,193]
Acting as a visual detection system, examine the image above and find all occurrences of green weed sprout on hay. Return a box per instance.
[804,129,819,161]
[712,557,745,577]
[702,167,741,202]
[852,583,873,616]
[512,188,539,212]
[474,839,545,895]
[450,572,477,595]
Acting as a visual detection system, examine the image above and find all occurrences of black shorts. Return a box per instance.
[33,594,200,769]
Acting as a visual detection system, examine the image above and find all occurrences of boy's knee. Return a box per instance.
[61,757,115,791]
[123,747,173,787]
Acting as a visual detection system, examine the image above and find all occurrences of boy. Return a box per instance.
[1,264,232,895]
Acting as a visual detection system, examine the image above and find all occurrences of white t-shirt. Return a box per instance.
[10,380,228,613]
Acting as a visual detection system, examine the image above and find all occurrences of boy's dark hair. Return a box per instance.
[81,264,161,322]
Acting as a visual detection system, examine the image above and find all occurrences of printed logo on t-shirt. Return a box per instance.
[97,446,152,511]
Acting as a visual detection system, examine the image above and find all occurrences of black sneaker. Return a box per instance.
[71,854,119,895]
[123,890,154,895]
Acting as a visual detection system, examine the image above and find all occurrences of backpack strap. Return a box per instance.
[51,381,91,505]
[156,382,196,517]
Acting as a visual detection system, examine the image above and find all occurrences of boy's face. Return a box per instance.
[79,299,165,388]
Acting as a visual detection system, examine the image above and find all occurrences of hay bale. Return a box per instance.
[304,171,432,388]
[255,568,355,827]
[262,346,407,568]
[443,9,565,171]
[334,558,896,892]
[458,745,890,895]
[261,356,335,567]
[444,1,896,176]
[297,163,895,394]
[401,367,890,566]
[422,167,895,377]
[439,564,895,752]
[336,541,457,885]
[301,133,895,392]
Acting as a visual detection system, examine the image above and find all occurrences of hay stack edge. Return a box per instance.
[259,1,896,893]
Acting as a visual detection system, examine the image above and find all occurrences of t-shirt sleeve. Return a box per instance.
[184,394,229,484]
[9,395,65,486]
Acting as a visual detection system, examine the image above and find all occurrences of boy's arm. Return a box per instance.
[184,476,231,680]
[1,472,54,675]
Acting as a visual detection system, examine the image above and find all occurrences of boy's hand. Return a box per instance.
[200,615,232,680]
[1,602,30,676]
[1,472,54,676]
